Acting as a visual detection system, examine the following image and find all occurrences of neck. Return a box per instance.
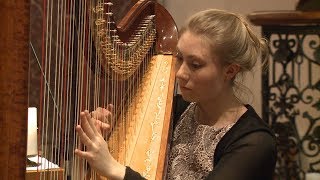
[196,90,245,128]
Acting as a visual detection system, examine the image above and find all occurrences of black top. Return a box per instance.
[124,96,277,180]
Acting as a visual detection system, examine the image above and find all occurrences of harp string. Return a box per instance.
[54,0,65,176]
[59,0,66,173]
[102,0,110,148]
[63,0,73,178]
[91,1,99,178]
[42,0,53,178]
[40,0,52,178]
[52,0,59,177]
[78,0,88,177]
[72,0,79,176]
[69,0,80,177]
[67,0,76,176]
[74,0,80,176]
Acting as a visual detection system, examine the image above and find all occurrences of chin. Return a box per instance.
[179,93,196,102]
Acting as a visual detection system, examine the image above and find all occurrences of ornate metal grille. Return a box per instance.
[262,25,320,180]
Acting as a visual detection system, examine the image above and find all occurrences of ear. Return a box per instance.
[224,63,240,81]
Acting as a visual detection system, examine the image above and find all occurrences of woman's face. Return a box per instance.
[175,31,229,103]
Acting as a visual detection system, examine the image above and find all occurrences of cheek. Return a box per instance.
[195,69,219,84]
[193,71,223,93]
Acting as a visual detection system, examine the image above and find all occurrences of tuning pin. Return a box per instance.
[105,2,113,6]
[105,12,113,16]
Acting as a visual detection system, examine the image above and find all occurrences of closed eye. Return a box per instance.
[190,62,202,69]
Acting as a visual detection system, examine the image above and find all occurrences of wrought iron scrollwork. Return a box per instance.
[262,25,320,180]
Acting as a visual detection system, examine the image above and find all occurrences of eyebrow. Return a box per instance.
[188,55,204,62]
[176,52,205,64]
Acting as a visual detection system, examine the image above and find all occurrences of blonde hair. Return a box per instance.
[179,9,269,103]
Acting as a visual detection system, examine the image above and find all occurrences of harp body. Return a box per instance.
[0,0,178,179]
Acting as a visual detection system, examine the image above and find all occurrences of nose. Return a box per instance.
[175,61,189,82]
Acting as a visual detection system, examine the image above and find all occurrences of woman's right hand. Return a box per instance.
[74,108,126,180]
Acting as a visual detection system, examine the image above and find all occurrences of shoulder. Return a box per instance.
[224,104,275,141]
[209,130,277,180]
[214,104,276,164]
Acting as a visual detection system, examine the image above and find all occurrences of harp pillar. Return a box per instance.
[0,0,30,179]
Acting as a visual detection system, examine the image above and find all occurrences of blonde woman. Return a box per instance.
[75,9,277,180]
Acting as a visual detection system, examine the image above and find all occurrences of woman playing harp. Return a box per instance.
[75,9,277,180]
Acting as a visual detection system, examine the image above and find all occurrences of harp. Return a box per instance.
[0,0,178,179]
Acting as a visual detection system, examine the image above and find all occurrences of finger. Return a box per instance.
[106,104,114,122]
[95,120,111,132]
[76,125,92,148]
[94,119,102,134]
[91,107,108,122]
[104,111,112,124]
[94,120,111,137]
[80,111,96,139]
[92,107,113,123]
[100,122,111,132]
[100,122,111,138]
[74,149,91,160]
[90,109,101,120]
[103,104,114,126]
[106,104,114,112]
[85,110,99,135]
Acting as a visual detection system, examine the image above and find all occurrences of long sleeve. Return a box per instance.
[206,131,277,180]
[124,166,146,180]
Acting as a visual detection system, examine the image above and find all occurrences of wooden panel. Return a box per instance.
[248,10,320,26]
[0,0,30,179]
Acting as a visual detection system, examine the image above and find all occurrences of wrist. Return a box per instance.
[107,161,126,180]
